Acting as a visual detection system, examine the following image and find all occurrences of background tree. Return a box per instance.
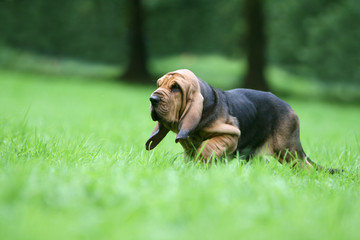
[242,0,269,91]
[120,0,151,82]
[0,0,359,87]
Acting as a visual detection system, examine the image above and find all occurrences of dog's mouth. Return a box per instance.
[151,108,159,121]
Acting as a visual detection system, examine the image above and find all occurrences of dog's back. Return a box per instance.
[224,89,295,159]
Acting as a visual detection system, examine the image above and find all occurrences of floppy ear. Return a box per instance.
[145,122,170,150]
[174,70,204,142]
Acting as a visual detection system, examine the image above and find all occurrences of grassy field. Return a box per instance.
[0,58,360,240]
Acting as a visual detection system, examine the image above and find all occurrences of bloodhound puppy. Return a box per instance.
[145,69,339,173]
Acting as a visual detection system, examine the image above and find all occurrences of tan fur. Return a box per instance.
[176,117,241,162]
[151,69,203,134]
[148,69,241,162]
[197,135,239,163]
[253,109,315,169]
[147,70,340,174]
[148,69,309,166]
[197,117,240,161]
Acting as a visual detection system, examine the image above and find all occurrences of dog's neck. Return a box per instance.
[197,79,224,130]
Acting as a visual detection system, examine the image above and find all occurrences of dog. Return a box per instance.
[145,69,339,173]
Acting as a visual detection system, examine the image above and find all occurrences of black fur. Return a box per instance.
[195,78,342,173]
[147,74,342,174]
[198,78,295,159]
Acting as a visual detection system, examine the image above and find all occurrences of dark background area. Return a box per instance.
[0,0,359,91]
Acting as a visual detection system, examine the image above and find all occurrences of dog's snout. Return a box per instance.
[150,95,161,106]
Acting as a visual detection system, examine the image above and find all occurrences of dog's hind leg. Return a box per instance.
[269,109,316,169]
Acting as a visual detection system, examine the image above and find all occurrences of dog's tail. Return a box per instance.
[305,154,343,174]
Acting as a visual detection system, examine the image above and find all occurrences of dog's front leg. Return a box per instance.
[196,134,238,163]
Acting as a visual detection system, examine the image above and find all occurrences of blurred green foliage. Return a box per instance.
[268,0,360,84]
[0,0,359,84]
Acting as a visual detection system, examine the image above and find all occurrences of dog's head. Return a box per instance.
[145,69,204,150]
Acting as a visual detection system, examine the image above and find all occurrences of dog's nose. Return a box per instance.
[150,95,161,106]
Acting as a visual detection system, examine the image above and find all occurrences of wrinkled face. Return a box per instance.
[149,73,185,124]
[146,69,204,150]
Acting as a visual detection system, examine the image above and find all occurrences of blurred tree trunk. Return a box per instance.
[242,0,270,91]
[120,0,151,82]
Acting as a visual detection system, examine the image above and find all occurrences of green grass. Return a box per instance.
[1,57,360,240]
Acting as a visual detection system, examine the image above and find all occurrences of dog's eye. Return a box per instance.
[171,84,181,93]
